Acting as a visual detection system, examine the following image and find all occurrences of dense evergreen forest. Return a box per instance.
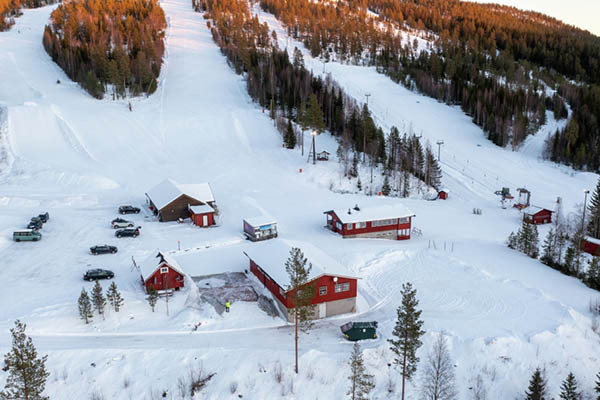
[259,0,600,172]
[43,0,166,98]
[195,0,441,192]
[0,0,58,31]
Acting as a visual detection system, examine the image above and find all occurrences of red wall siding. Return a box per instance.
[583,240,600,256]
[144,262,184,292]
[328,211,412,240]
[250,260,288,306]
[192,212,214,227]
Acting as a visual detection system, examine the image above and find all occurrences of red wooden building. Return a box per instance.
[137,251,185,293]
[243,239,358,321]
[583,237,600,256]
[438,189,449,200]
[324,204,415,240]
[522,206,553,225]
[189,205,216,227]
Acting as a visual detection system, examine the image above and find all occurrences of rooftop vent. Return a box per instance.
[354,204,360,211]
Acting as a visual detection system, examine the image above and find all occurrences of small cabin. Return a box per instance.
[340,321,378,341]
[583,237,600,256]
[438,189,449,200]
[317,150,330,161]
[522,206,553,225]
[138,251,185,293]
[243,216,278,242]
[189,205,216,227]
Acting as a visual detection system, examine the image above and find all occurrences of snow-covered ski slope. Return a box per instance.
[0,0,599,398]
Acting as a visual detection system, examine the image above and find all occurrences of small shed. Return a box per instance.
[137,251,185,293]
[438,189,449,200]
[317,150,330,161]
[340,321,378,341]
[243,216,278,242]
[189,204,216,227]
[522,206,553,225]
[583,237,600,256]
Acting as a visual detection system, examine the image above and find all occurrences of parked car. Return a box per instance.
[30,216,43,224]
[83,269,114,281]
[111,218,134,229]
[27,220,43,230]
[118,205,140,214]
[90,244,118,255]
[38,212,50,223]
[115,227,140,238]
[13,229,42,242]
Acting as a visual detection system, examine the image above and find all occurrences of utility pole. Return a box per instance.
[579,189,590,271]
[312,130,316,165]
[436,140,444,161]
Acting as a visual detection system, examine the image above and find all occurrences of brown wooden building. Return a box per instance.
[146,179,216,222]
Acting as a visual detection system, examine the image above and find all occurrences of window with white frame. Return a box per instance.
[399,217,409,224]
[319,286,327,296]
[359,222,366,228]
[160,267,169,274]
[347,223,353,230]
[335,282,350,293]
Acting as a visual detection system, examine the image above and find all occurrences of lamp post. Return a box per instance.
[436,140,444,161]
[578,189,590,273]
[312,130,317,165]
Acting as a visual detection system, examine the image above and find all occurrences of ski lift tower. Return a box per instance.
[494,187,513,209]
[514,188,531,210]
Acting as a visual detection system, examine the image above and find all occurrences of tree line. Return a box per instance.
[197,0,441,194]
[43,0,167,99]
[259,0,600,172]
[0,0,58,31]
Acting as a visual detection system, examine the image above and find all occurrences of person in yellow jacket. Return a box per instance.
[225,301,230,313]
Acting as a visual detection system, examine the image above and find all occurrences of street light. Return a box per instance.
[578,189,590,273]
[312,130,317,165]
[436,140,444,161]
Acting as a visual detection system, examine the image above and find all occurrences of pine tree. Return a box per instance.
[357,177,362,191]
[78,288,93,324]
[284,119,296,149]
[541,229,556,267]
[147,284,158,312]
[350,152,359,178]
[529,223,540,258]
[587,178,600,239]
[382,175,391,196]
[106,282,124,312]
[594,372,599,400]
[525,368,547,400]
[507,231,518,249]
[402,169,410,198]
[285,247,316,374]
[0,320,49,400]
[347,342,375,400]
[420,334,456,400]
[559,373,581,400]
[388,282,425,400]
[563,246,576,275]
[91,280,106,319]
[424,145,442,190]
[585,257,600,290]
[304,93,326,134]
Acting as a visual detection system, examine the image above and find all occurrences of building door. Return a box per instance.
[318,302,326,318]
[202,215,208,226]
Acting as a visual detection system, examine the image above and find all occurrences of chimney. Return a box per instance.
[348,208,352,215]
[354,204,360,211]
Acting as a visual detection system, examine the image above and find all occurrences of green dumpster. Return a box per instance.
[340,321,378,341]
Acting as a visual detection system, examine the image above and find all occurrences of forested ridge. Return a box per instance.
[43,0,167,98]
[259,0,600,172]
[196,0,442,194]
[0,0,58,31]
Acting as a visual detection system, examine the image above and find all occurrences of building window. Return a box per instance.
[160,267,169,274]
[335,282,350,293]
[153,277,157,284]
[359,222,366,229]
[279,287,286,297]
[347,223,353,230]
[399,217,409,224]
[319,286,327,296]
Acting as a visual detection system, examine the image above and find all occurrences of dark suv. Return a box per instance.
[38,212,50,223]
[83,269,114,281]
[115,227,140,238]
[27,220,43,230]
[119,205,140,214]
[90,244,118,255]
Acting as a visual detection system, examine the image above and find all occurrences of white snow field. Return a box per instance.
[0,0,599,398]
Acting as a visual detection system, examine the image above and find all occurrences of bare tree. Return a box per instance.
[420,334,457,400]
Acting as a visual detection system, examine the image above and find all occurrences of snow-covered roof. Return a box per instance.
[439,188,449,193]
[189,204,215,215]
[168,243,251,277]
[243,239,355,288]
[146,179,215,210]
[244,215,277,227]
[325,204,415,224]
[522,205,553,215]
[585,236,600,246]
[137,251,185,281]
